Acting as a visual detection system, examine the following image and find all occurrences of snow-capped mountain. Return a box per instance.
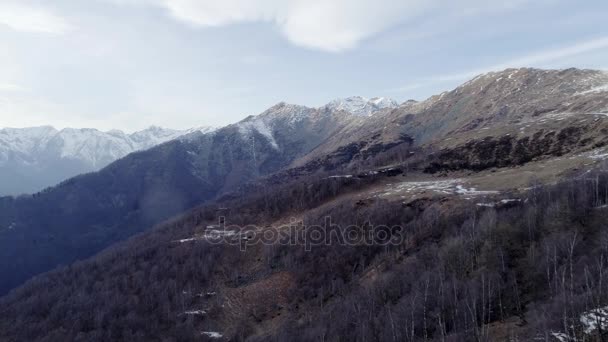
[324,96,399,116]
[0,125,214,195]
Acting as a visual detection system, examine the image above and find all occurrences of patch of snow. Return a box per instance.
[201,331,223,339]
[455,185,499,196]
[326,175,353,179]
[182,310,207,316]
[376,179,498,198]
[477,199,521,208]
[237,118,279,150]
[579,83,608,95]
[174,229,238,244]
[582,148,608,160]
[552,305,608,339]
[550,332,572,342]
[580,306,608,334]
[174,238,197,243]
[203,230,237,239]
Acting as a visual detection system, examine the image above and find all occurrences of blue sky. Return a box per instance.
[0,0,607,131]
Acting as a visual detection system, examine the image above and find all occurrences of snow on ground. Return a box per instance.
[476,199,521,208]
[578,83,608,95]
[203,230,237,239]
[550,332,571,342]
[549,305,608,340]
[521,112,608,127]
[237,118,279,149]
[175,237,197,243]
[326,175,353,179]
[455,185,499,196]
[580,306,608,334]
[173,229,238,244]
[201,331,223,339]
[182,310,206,316]
[375,179,498,198]
[578,148,608,160]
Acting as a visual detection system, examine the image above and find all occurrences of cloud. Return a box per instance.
[0,2,71,34]
[0,83,26,93]
[155,0,429,52]
[109,0,531,52]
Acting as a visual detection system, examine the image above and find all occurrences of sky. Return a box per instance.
[0,0,607,132]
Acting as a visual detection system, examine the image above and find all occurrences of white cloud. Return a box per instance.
[0,83,26,92]
[0,2,71,34]
[155,0,431,52]
[109,0,532,52]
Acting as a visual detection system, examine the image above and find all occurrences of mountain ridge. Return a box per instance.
[0,125,215,195]
[4,65,608,339]
[1,67,607,300]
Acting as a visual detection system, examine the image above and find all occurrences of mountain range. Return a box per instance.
[2,68,608,341]
[0,125,215,195]
[0,96,398,196]
[0,95,398,295]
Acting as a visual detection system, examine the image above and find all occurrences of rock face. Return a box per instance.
[425,115,608,173]
[399,68,608,143]
[0,126,214,195]
[297,68,608,167]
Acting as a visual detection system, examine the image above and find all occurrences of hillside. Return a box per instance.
[1,68,608,341]
[2,141,608,341]
[0,101,376,296]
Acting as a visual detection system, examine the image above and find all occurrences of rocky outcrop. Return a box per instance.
[425,125,608,173]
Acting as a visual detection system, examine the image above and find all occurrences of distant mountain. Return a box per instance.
[0,125,214,195]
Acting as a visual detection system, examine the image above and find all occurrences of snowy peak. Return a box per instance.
[324,96,399,116]
[0,126,59,157]
[0,125,216,195]
[0,125,215,168]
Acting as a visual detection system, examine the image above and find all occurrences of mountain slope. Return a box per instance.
[3,134,608,341]
[2,66,608,316]
[292,68,608,171]
[0,125,214,195]
[0,103,367,296]
[2,68,608,341]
